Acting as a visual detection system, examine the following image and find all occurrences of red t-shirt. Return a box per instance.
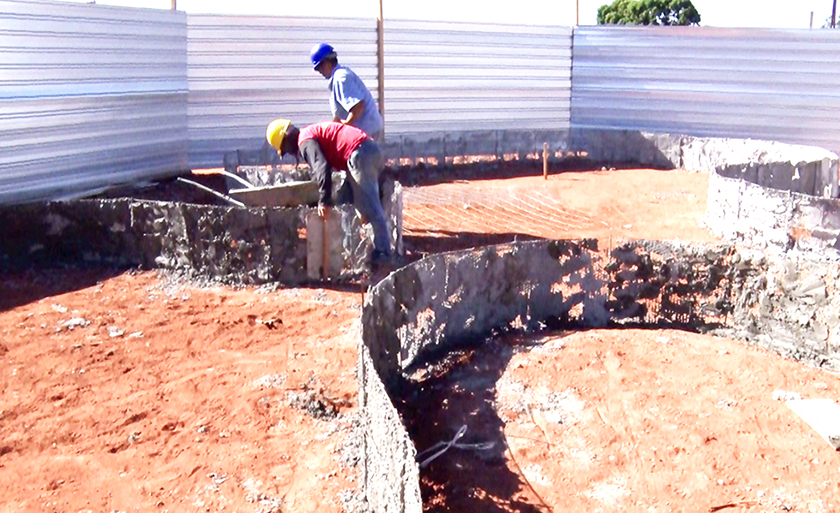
[298,122,369,171]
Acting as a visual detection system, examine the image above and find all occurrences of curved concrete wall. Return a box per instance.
[569,128,840,257]
[359,239,840,512]
[706,166,840,257]
[0,182,403,285]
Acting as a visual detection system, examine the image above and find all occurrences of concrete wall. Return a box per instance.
[570,128,839,199]
[566,128,840,258]
[359,239,840,512]
[0,180,403,285]
[706,172,840,257]
[379,129,570,163]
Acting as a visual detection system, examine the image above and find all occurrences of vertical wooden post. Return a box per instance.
[575,0,579,25]
[322,214,330,280]
[833,0,837,28]
[810,11,814,28]
[543,143,548,180]
[171,0,176,10]
[377,0,386,139]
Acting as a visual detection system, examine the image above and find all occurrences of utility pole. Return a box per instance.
[377,0,385,137]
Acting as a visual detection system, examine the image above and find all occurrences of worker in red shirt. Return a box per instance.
[266,118,392,267]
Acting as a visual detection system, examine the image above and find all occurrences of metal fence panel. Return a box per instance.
[187,14,379,169]
[572,26,840,153]
[0,0,187,205]
[384,20,573,136]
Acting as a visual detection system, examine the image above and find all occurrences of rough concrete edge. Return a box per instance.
[705,164,840,258]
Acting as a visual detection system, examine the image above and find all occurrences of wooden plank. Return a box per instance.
[786,398,840,450]
[229,182,318,208]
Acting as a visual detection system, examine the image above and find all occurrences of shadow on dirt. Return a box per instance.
[396,332,559,513]
[0,265,130,312]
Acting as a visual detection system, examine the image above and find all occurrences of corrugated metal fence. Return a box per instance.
[383,20,572,134]
[0,0,187,205]
[187,14,379,169]
[5,0,840,205]
[572,26,840,152]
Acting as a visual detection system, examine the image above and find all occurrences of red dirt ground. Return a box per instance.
[2,168,839,513]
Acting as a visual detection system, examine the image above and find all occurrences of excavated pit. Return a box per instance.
[360,239,840,512]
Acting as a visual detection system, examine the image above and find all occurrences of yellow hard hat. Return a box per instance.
[266,118,292,151]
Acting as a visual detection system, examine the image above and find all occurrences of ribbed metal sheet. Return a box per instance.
[0,0,187,205]
[187,14,379,169]
[572,26,840,153]
[383,20,572,136]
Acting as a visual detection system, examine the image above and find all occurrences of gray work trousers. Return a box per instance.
[346,139,391,256]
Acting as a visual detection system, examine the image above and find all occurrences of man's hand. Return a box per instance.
[318,204,331,218]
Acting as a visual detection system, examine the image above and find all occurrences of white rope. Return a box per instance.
[416,424,495,469]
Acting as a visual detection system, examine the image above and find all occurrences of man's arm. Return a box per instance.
[299,140,333,207]
[341,100,366,126]
[332,69,365,125]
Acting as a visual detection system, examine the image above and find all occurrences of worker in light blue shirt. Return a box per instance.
[309,43,384,141]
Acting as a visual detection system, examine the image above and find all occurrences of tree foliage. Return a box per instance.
[597,0,701,26]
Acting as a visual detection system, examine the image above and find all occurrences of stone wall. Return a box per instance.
[359,239,840,512]
[0,181,404,285]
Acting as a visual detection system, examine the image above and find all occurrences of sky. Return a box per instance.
[56,0,839,29]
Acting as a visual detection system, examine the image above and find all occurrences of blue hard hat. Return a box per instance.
[310,42,335,69]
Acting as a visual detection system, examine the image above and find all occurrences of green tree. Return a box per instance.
[597,0,701,26]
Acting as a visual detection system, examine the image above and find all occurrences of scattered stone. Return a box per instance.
[108,326,124,338]
[241,478,282,513]
[287,389,339,421]
[773,390,802,402]
[61,318,89,330]
[207,472,228,485]
[252,374,287,389]
[716,398,738,409]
